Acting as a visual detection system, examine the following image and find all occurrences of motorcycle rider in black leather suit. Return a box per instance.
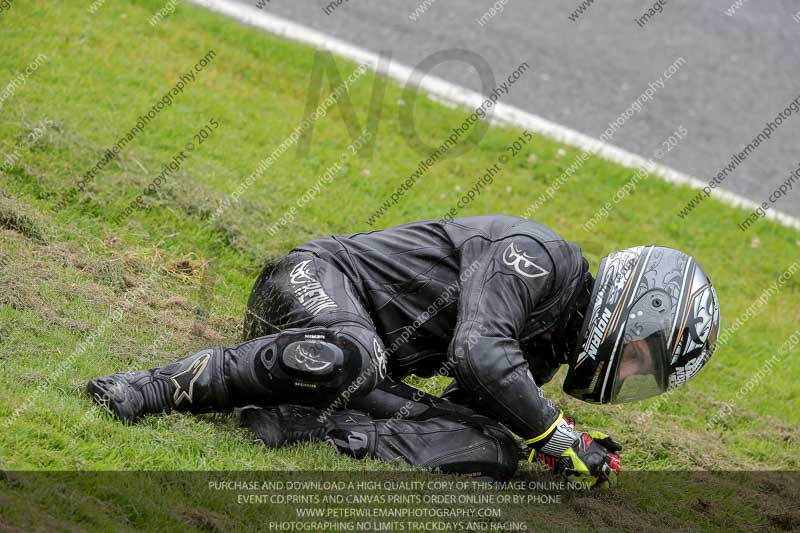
[89,215,720,485]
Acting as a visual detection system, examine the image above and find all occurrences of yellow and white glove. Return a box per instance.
[525,414,622,488]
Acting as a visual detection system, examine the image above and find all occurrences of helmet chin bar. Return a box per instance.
[563,246,720,405]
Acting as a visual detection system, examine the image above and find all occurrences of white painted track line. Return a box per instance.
[186,0,800,231]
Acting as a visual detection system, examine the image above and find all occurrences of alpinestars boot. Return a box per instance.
[87,348,229,424]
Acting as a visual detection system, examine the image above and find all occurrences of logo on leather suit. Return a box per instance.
[373,337,387,380]
[289,260,338,316]
[502,242,550,278]
[171,352,211,406]
[293,346,334,372]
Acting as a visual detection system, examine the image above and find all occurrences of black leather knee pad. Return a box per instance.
[229,328,381,407]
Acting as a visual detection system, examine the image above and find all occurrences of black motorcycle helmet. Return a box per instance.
[563,246,720,404]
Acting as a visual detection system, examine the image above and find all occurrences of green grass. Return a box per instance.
[1,0,799,531]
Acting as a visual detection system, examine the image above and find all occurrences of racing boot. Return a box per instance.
[87,347,229,425]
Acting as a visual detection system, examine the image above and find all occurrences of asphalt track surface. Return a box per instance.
[234,0,800,219]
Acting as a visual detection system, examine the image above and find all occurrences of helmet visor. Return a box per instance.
[610,331,668,403]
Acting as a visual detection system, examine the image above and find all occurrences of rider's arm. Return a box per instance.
[448,235,563,445]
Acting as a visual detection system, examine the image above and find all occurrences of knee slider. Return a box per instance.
[253,328,378,405]
[281,338,343,378]
[273,329,348,385]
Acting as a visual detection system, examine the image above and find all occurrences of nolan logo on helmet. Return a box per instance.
[574,248,641,368]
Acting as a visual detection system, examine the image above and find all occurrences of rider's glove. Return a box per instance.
[525,413,622,488]
[557,431,621,488]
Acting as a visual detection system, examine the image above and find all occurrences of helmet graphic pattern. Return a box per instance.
[564,246,720,404]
